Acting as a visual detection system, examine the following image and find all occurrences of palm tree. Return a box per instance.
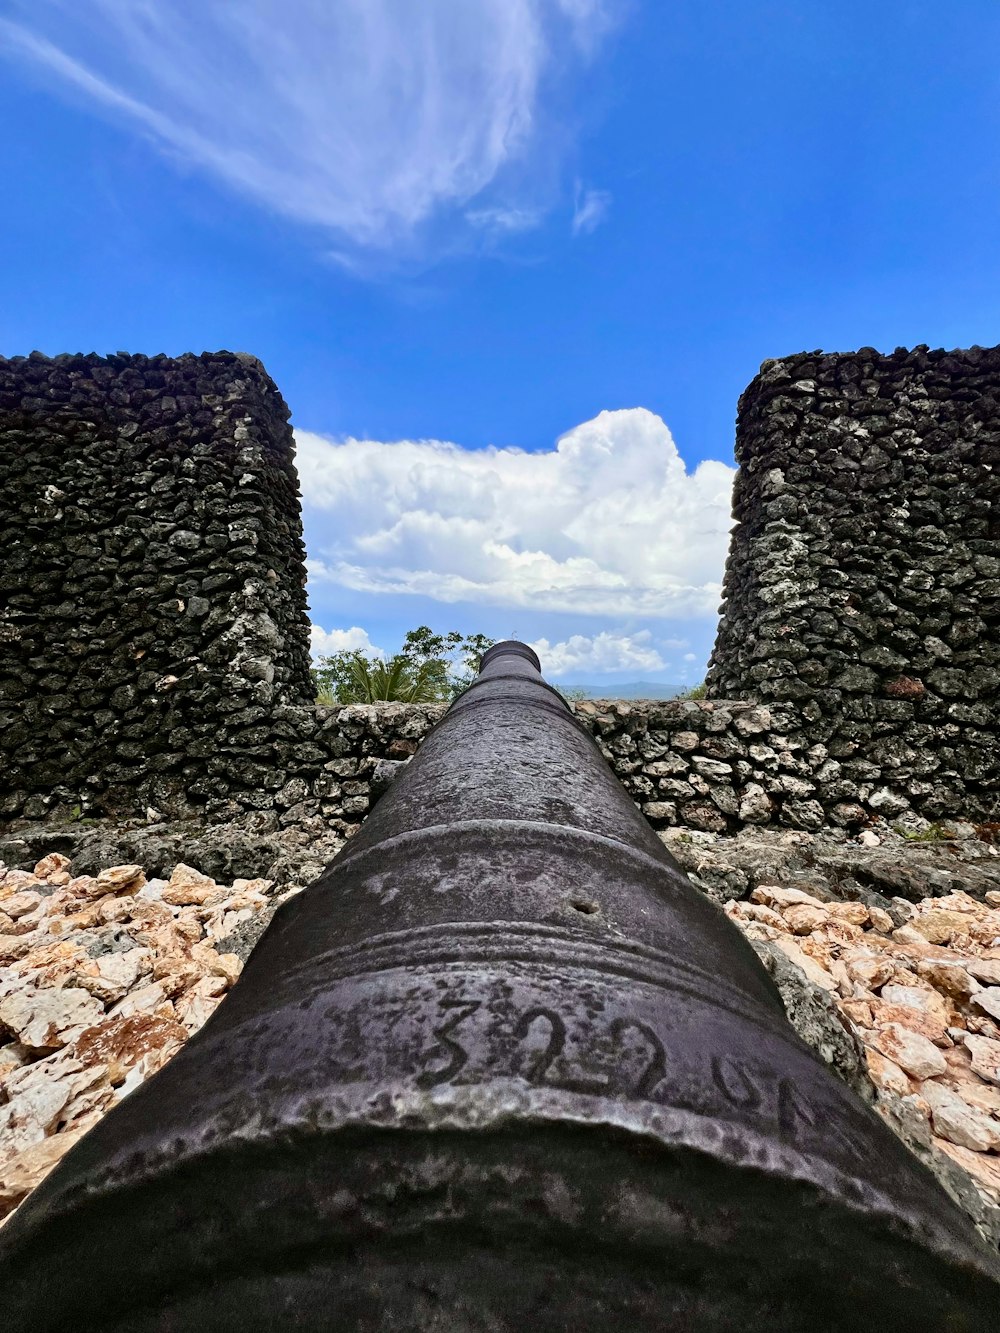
[342,654,443,703]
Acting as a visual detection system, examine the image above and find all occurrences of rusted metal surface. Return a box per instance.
[2,641,999,1329]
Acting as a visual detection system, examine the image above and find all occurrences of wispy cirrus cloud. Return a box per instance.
[297,408,735,620]
[572,183,612,236]
[0,0,621,256]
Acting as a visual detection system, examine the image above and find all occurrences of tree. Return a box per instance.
[312,627,497,704]
[400,627,496,699]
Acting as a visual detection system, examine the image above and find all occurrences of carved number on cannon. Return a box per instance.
[514,1007,566,1086]
[777,1077,818,1145]
[710,1055,763,1111]
[609,1018,667,1098]
[416,1000,481,1088]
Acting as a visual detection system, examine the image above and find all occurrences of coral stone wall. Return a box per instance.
[708,344,1000,821]
[0,352,312,822]
[4,342,999,836]
[202,696,901,843]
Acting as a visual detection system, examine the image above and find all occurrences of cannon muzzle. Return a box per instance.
[3,641,999,1329]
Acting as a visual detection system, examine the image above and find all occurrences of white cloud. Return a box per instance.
[683,652,698,662]
[554,0,621,54]
[298,407,735,619]
[529,630,668,677]
[465,206,544,236]
[310,624,385,662]
[0,0,619,252]
[572,184,612,236]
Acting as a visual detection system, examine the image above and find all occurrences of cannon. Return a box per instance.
[2,641,999,1329]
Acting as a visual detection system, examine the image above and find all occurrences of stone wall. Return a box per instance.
[4,342,998,838]
[1,352,313,823]
[164,695,952,846]
[707,344,1000,822]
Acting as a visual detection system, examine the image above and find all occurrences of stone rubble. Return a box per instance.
[724,854,1000,1243]
[0,851,298,1223]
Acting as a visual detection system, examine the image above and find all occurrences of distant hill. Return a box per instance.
[563,680,695,700]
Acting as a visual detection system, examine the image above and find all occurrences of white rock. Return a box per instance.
[0,1068,74,1156]
[771,938,838,992]
[94,865,146,896]
[135,879,167,902]
[175,976,226,1033]
[3,892,43,919]
[72,949,151,1004]
[964,1034,1000,1086]
[920,1081,1000,1153]
[107,981,168,1021]
[871,1023,947,1079]
[973,988,1000,1023]
[163,864,217,906]
[967,959,1000,986]
[0,987,104,1052]
[751,885,826,910]
[880,984,951,1024]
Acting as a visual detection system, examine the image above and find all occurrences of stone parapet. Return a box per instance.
[707,344,1000,821]
[0,351,313,821]
[8,696,983,842]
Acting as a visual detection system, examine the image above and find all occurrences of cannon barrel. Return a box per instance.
[3,641,999,1329]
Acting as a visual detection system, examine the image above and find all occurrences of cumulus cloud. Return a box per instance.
[310,624,385,662]
[572,184,612,235]
[529,630,669,677]
[298,407,735,619]
[0,0,619,251]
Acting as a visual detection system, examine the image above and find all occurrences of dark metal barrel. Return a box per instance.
[3,641,999,1329]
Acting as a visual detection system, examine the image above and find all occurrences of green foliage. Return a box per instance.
[558,686,592,702]
[347,654,444,703]
[313,627,497,704]
[892,822,953,842]
[676,680,707,700]
[399,626,496,699]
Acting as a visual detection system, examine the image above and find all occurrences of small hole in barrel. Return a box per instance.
[570,898,599,915]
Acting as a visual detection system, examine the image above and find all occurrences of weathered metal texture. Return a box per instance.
[3,641,1000,1330]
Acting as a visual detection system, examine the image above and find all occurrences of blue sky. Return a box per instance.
[3,2,1000,685]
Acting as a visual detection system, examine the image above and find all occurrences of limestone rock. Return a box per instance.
[33,853,70,882]
[3,892,42,920]
[920,1081,1000,1153]
[0,1123,93,1216]
[162,863,217,906]
[107,981,169,1021]
[0,988,104,1052]
[973,988,1000,1024]
[908,910,974,946]
[967,959,1000,986]
[916,960,979,1001]
[965,1035,1000,1086]
[871,1023,947,1079]
[879,984,953,1026]
[94,865,146,896]
[783,903,830,935]
[866,1050,911,1097]
[72,949,150,1004]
